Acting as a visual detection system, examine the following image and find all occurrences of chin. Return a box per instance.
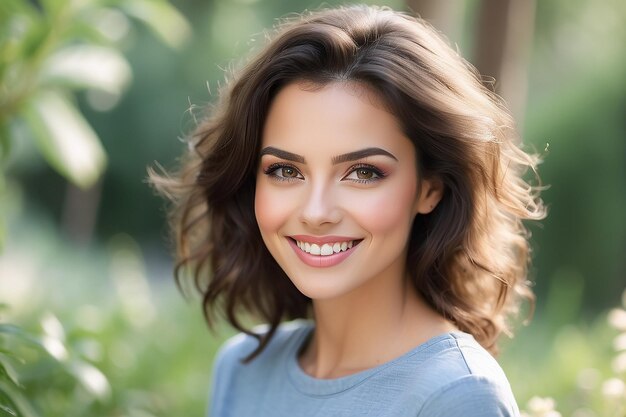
[287,272,362,302]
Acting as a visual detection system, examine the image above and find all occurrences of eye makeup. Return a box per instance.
[342,163,387,184]
[263,163,304,182]
[262,160,388,185]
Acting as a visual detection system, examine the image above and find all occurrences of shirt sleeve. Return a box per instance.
[207,334,249,417]
[207,344,230,417]
[416,375,520,417]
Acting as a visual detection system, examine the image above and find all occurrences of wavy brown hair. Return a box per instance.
[150,5,545,361]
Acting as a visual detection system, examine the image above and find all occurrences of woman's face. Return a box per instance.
[255,81,441,301]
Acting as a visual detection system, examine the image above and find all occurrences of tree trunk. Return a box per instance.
[61,180,102,245]
[405,0,465,45]
[473,0,536,128]
[405,0,536,129]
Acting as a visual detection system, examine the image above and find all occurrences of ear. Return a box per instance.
[414,176,444,215]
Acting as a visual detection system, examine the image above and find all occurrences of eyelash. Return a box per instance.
[344,163,386,184]
[263,163,386,184]
[263,163,303,182]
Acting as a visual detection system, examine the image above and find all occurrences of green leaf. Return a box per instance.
[0,324,25,336]
[22,91,107,189]
[72,7,133,45]
[15,14,48,62]
[0,381,39,417]
[40,45,132,95]
[121,0,191,49]
[0,355,21,387]
[0,325,43,349]
[63,18,118,45]
[0,404,17,417]
[69,360,111,400]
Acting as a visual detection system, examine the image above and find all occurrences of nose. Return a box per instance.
[299,181,342,228]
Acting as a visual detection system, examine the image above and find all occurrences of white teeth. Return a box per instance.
[320,244,333,255]
[310,244,321,255]
[295,239,357,256]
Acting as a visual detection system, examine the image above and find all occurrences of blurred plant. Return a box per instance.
[0,319,41,417]
[521,396,562,417]
[0,226,224,417]
[0,0,190,246]
[0,0,191,413]
[0,312,113,417]
[518,288,626,417]
[0,295,222,417]
[602,290,626,416]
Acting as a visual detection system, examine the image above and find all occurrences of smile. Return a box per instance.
[295,240,355,256]
[287,236,362,268]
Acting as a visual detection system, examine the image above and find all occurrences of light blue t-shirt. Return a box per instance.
[208,320,520,417]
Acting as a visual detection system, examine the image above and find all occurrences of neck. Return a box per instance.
[299,276,456,379]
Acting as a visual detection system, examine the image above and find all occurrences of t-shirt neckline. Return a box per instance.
[285,322,471,397]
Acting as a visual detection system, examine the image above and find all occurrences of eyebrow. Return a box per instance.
[331,147,398,164]
[259,146,398,164]
[259,147,305,163]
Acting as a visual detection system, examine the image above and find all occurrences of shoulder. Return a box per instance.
[208,320,312,417]
[210,320,311,387]
[412,333,520,417]
[213,320,312,371]
[415,375,519,417]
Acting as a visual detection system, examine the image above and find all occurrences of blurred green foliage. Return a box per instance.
[1,218,230,416]
[526,0,626,312]
[0,0,190,245]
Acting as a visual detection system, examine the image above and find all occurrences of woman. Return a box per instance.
[152,5,545,416]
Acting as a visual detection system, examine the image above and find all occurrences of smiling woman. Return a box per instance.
[150,4,545,417]
[255,82,439,299]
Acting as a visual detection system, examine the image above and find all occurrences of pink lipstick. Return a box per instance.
[287,236,361,268]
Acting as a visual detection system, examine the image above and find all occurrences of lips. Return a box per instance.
[287,235,362,268]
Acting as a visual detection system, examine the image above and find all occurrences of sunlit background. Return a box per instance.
[0,0,625,416]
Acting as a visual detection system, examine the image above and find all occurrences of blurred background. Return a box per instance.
[0,0,624,416]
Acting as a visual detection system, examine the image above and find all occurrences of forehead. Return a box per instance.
[261,81,413,158]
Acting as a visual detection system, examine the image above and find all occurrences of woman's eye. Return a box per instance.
[280,167,299,178]
[264,164,304,181]
[344,165,384,182]
[355,168,375,179]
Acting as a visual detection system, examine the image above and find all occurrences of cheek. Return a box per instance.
[254,181,290,235]
[349,179,417,235]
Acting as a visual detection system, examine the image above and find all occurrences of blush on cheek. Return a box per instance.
[353,183,417,232]
[254,187,270,232]
[254,184,286,235]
